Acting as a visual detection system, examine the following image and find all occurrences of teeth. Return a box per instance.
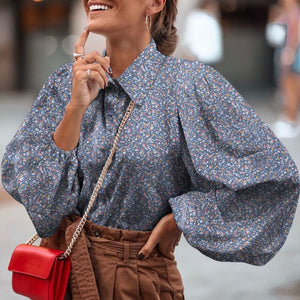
[89,4,111,11]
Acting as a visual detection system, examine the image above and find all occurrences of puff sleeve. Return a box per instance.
[169,62,299,265]
[1,64,80,238]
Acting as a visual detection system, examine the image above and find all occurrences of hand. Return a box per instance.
[53,29,112,151]
[71,29,111,111]
[138,213,182,260]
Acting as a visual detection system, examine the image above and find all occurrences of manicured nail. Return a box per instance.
[108,67,113,74]
[138,253,145,261]
[84,26,87,30]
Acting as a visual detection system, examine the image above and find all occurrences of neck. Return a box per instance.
[105,33,152,78]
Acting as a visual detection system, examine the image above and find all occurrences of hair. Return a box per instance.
[151,0,178,56]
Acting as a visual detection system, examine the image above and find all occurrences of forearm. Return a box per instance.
[53,102,86,151]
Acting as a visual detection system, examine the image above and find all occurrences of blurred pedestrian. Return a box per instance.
[183,0,223,64]
[271,0,300,138]
[1,0,299,299]
[266,4,286,85]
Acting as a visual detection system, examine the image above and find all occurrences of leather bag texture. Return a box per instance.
[8,244,71,300]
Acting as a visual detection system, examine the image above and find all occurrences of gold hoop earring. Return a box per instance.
[145,14,152,31]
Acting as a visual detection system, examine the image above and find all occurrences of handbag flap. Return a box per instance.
[8,244,65,279]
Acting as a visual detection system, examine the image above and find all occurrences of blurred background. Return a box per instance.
[0,0,278,91]
[0,0,299,299]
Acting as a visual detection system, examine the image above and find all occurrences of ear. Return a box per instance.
[147,0,166,16]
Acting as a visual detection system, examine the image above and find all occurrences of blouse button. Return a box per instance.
[93,229,102,238]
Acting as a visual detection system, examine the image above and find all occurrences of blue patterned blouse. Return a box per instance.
[2,40,299,265]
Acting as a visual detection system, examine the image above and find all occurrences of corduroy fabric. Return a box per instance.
[40,215,184,300]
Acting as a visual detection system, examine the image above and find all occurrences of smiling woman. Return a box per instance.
[1,0,299,299]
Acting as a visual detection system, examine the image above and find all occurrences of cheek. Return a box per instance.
[122,11,145,28]
[118,3,146,24]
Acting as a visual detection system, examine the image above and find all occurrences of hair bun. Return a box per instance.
[151,0,178,56]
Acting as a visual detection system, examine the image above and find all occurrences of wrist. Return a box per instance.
[66,101,87,118]
[167,213,180,232]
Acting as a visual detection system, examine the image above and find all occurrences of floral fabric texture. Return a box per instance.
[2,40,299,265]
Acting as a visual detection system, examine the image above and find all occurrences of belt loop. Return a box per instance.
[124,242,130,261]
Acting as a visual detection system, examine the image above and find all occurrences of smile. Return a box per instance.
[89,4,112,11]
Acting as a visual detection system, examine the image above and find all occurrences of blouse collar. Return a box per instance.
[115,40,166,106]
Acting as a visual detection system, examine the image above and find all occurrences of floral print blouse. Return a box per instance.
[2,40,299,265]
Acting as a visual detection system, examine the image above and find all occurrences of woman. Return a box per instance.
[2,0,299,298]
[183,0,223,64]
[272,0,300,138]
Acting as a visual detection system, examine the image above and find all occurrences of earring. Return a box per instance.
[145,14,152,31]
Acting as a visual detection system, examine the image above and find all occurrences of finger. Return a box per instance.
[74,61,109,84]
[93,64,109,85]
[73,66,106,89]
[104,56,112,74]
[75,28,89,55]
[88,71,106,89]
[85,63,109,86]
[84,52,111,74]
[157,230,181,260]
[81,67,106,88]
[73,55,88,66]
[74,51,111,75]
[138,234,159,260]
[157,244,175,260]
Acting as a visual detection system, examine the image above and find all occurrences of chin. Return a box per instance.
[87,23,107,35]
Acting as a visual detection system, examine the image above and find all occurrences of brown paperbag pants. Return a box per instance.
[41,216,184,300]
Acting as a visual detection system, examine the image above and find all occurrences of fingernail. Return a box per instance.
[84,26,87,30]
[138,253,145,261]
[108,67,113,74]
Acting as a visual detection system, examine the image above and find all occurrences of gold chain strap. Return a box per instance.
[27,101,135,260]
[26,233,39,245]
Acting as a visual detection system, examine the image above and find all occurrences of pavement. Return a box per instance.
[0,90,299,300]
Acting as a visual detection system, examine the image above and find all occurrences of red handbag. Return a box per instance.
[8,243,70,300]
[7,101,135,299]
